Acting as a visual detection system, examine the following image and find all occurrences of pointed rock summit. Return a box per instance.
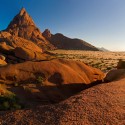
[6,8,55,50]
[7,8,35,29]
[18,7,35,26]
[1,8,99,51]
[42,29,52,40]
[19,7,29,17]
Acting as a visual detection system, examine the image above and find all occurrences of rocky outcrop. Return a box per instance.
[42,29,52,40]
[104,60,125,82]
[0,31,42,52]
[0,31,45,63]
[8,8,35,28]
[0,59,104,105]
[43,29,99,51]
[13,47,53,61]
[0,30,55,64]
[0,59,104,84]
[0,42,14,54]
[104,69,125,82]
[6,8,55,50]
[14,47,36,61]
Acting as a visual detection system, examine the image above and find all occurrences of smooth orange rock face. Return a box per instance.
[0,59,104,106]
[0,59,104,84]
[13,47,52,61]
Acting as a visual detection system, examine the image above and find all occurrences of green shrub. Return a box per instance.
[14,82,19,87]
[1,101,10,110]
[12,103,21,110]
[0,94,22,111]
[106,66,112,70]
[37,76,44,85]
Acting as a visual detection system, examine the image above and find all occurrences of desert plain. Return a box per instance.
[50,50,125,72]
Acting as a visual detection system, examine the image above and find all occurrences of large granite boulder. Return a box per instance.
[0,59,104,84]
[104,69,125,82]
[13,47,53,61]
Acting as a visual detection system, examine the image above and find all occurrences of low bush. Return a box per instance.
[0,94,22,111]
[106,66,112,70]
[36,76,45,85]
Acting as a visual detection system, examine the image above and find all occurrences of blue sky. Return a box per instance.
[0,0,125,51]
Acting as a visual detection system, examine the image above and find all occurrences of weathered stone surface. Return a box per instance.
[0,31,42,52]
[0,59,7,66]
[14,47,35,61]
[104,69,125,82]
[0,59,104,83]
[43,29,99,50]
[0,42,14,54]
[13,47,53,61]
[6,8,55,50]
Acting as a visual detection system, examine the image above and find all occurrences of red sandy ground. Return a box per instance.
[0,78,125,125]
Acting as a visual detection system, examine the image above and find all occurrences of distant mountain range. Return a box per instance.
[98,47,110,52]
[0,8,99,51]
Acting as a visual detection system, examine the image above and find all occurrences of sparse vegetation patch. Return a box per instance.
[0,94,22,111]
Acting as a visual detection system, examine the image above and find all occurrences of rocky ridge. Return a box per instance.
[43,29,99,50]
